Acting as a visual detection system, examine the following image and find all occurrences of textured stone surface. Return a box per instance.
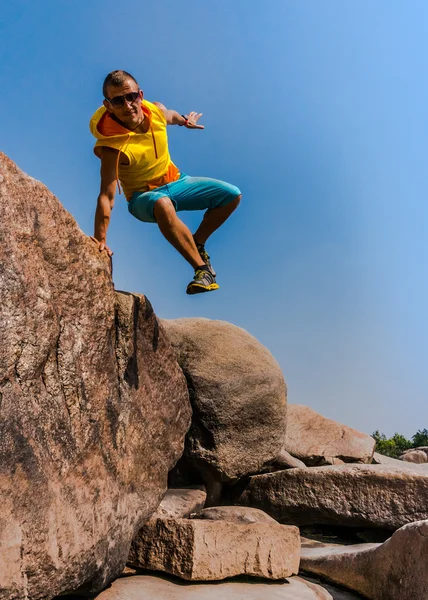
[196,506,277,524]
[300,520,428,600]
[128,517,300,580]
[284,405,375,466]
[0,154,191,599]
[162,318,287,482]
[94,573,341,599]
[234,464,428,529]
[152,487,207,519]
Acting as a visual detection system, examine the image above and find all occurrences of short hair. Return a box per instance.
[102,70,139,98]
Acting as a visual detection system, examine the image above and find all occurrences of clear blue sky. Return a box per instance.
[1,0,427,438]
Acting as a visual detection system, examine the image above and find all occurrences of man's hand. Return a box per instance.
[183,111,204,129]
[90,236,114,257]
[153,103,205,129]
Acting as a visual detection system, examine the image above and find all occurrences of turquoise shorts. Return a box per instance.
[128,174,241,223]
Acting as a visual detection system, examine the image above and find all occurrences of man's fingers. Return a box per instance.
[89,236,113,256]
[185,111,204,129]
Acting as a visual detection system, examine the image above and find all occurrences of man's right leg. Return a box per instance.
[153,196,204,269]
[153,196,219,294]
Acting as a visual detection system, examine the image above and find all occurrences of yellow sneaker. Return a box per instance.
[186,268,220,295]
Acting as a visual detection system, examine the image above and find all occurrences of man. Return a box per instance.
[90,70,241,294]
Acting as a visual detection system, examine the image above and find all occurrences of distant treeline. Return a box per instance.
[372,429,428,458]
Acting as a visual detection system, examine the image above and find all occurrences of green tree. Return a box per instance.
[372,430,412,458]
[412,429,428,448]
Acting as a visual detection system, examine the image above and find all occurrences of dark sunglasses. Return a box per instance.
[105,90,141,109]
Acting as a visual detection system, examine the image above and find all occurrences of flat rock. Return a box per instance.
[162,318,287,483]
[196,506,277,524]
[371,452,402,465]
[300,520,428,599]
[0,153,191,599]
[284,405,375,466]
[94,573,338,599]
[152,487,207,519]
[234,464,428,529]
[128,517,300,581]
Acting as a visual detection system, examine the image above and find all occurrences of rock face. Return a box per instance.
[0,154,191,599]
[234,464,428,529]
[162,318,287,482]
[300,520,428,600]
[284,405,375,466]
[128,517,300,581]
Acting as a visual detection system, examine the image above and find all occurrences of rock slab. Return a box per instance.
[234,464,428,529]
[94,573,341,599]
[284,405,375,466]
[162,318,287,482]
[128,517,300,580]
[0,153,191,599]
[300,520,428,600]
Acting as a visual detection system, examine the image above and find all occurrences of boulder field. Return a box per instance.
[2,154,428,600]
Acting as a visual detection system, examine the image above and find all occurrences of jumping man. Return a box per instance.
[90,70,241,294]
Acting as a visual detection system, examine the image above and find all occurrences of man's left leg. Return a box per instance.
[170,175,242,277]
[193,194,241,246]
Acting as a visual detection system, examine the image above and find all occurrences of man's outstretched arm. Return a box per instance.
[92,147,118,257]
[153,102,204,129]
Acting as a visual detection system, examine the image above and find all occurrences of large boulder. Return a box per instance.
[0,154,191,599]
[128,517,300,581]
[234,464,428,529]
[400,449,428,463]
[161,318,287,483]
[300,520,428,600]
[284,405,375,465]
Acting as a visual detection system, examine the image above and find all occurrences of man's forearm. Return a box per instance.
[94,194,112,242]
[167,110,187,126]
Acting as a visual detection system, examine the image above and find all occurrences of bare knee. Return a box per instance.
[153,196,176,225]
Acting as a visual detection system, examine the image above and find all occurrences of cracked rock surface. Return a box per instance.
[0,154,191,599]
[234,464,428,529]
[128,517,300,580]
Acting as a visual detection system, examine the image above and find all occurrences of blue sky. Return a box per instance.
[1,0,427,438]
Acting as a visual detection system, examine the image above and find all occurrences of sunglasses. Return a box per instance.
[105,90,141,109]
